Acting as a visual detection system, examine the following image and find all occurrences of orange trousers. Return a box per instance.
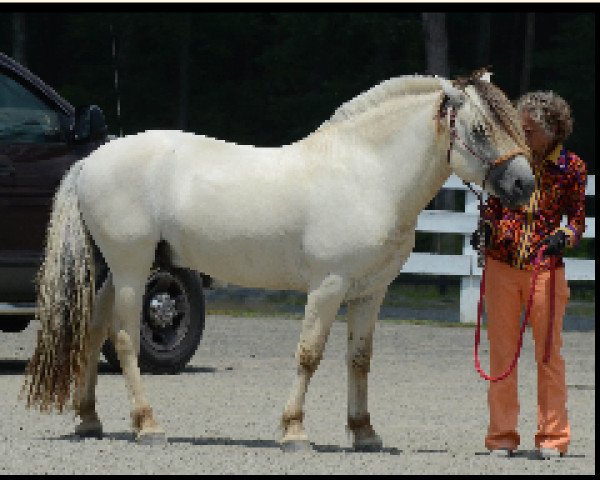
[483,256,570,454]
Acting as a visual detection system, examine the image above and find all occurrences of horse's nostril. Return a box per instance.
[514,178,524,195]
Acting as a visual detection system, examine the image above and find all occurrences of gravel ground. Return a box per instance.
[0,315,594,475]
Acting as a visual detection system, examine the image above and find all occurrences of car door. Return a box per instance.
[0,70,77,297]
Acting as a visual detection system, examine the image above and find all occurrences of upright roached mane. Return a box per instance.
[454,73,530,155]
[325,76,443,125]
[21,70,535,450]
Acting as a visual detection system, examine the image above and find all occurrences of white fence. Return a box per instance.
[402,174,595,324]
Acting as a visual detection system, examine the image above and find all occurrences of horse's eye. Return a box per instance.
[472,123,487,136]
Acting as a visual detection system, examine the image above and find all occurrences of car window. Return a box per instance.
[0,73,65,143]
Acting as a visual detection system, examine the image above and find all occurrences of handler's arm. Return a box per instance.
[481,195,504,244]
[557,154,588,248]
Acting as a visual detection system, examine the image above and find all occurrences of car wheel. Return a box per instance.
[0,315,31,332]
[101,266,205,374]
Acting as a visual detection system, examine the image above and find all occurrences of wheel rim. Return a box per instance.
[141,270,191,353]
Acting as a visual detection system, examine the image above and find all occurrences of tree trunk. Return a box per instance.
[508,13,522,96]
[12,13,27,66]
[178,13,192,131]
[109,23,123,137]
[422,12,451,294]
[477,13,491,69]
[422,12,449,76]
[111,15,134,136]
[520,13,535,94]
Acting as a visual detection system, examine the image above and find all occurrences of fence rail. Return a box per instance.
[402,174,595,323]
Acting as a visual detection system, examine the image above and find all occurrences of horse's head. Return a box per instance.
[439,70,535,209]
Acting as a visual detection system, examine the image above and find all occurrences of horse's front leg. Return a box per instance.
[280,274,348,452]
[112,271,166,445]
[346,289,386,451]
[74,274,113,438]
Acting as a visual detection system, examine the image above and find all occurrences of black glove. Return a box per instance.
[470,222,492,251]
[539,230,567,256]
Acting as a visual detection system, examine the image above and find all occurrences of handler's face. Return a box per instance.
[521,110,555,160]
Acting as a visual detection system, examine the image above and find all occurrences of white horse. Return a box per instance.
[22,70,534,450]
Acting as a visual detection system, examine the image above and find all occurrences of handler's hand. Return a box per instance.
[539,230,567,256]
[470,223,491,251]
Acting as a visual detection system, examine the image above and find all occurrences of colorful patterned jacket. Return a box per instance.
[482,144,587,270]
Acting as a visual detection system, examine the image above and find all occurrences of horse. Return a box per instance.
[21,69,535,451]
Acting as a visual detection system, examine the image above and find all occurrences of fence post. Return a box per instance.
[459,188,482,324]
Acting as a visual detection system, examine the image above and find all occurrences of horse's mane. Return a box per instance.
[321,70,530,156]
[323,75,443,126]
[456,73,530,154]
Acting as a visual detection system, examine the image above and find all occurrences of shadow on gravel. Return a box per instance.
[0,359,126,375]
[0,359,217,376]
[474,450,586,460]
[168,436,404,455]
[180,366,218,374]
[313,444,404,455]
[169,436,280,449]
[47,432,134,442]
[0,359,26,374]
[48,433,405,455]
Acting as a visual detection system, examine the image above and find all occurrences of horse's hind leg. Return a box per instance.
[111,255,166,445]
[280,274,348,452]
[74,273,114,438]
[346,289,386,451]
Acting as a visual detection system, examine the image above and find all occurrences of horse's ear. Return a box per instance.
[480,71,493,82]
[439,78,465,109]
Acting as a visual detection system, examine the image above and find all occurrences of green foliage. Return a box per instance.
[565,238,594,259]
[533,13,595,172]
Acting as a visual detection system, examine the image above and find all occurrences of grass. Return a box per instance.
[206,308,303,320]
[205,279,594,330]
[378,317,477,328]
[566,303,596,317]
[206,307,478,328]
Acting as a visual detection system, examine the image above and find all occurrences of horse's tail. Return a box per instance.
[21,161,95,413]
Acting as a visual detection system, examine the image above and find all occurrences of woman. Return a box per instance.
[472,91,587,459]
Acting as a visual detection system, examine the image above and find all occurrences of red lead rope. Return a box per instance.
[474,245,556,382]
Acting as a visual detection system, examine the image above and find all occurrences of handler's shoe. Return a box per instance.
[536,447,565,459]
[489,448,515,458]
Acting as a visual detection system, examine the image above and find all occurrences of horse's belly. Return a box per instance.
[168,233,310,291]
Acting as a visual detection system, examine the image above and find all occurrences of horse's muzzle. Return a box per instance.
[488,154,535,209]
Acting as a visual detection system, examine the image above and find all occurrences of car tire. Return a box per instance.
[0,316,31,332]
[101,266,205,374]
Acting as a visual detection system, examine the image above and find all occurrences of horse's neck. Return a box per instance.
[315,93,452,220]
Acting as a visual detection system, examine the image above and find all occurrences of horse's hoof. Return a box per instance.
[280,439,313,453]
[75,421,103,439]
[136,431,167,446]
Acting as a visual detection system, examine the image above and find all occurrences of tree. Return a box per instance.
[178,13,191,131]
[477,13,491,68]
[520,13,535,94]
[422,12,453,293]
[422,13,449,76]
[11,13,27,67]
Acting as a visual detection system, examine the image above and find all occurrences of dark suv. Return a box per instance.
[0,52,207,373]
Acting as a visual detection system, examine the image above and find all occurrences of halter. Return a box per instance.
[445,105,527,183]
[441,104,527,267]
